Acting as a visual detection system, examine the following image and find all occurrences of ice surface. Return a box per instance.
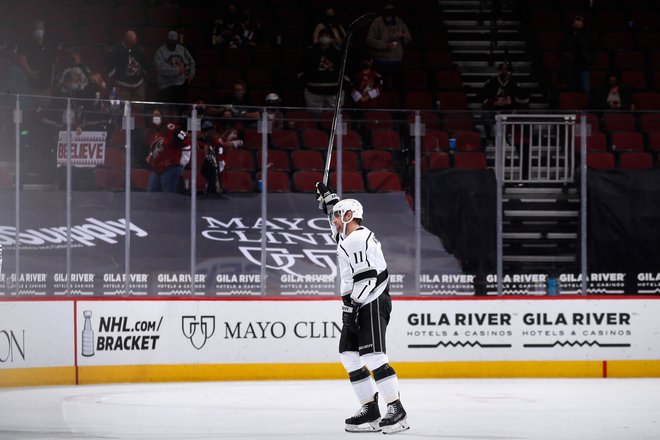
[1,378,659,439]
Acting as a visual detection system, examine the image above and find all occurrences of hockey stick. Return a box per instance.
[322,12,376,186]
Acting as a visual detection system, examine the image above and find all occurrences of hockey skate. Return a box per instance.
[379,399,409,435]
[345,393,381,433]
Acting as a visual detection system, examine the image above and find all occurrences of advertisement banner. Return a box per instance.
[390,299,660,362]
[74,299,660,367]
[76,300,342,366]
[0,301,73,369]
[0,192,461,296]
[56,131,107,168]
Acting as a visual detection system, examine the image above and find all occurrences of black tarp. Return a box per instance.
[421,169,496,274]
[587,170,660,273]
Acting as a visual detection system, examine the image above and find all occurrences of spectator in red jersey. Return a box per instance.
[145,108,191,192]
[351,57,383,109]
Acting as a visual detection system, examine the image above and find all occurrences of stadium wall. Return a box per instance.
[1,297,659,387]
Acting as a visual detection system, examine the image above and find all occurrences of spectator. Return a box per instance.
[237,9,263,47]
[198,120,223,194]
[16,19,56,108]
[600,73,631,110]
[299,28,346,111]
[1,39,29,96]
[107,30,146,103]
[559,15,594,96]
[145,108,191,192]
[216,79,260,122]
[265,92,285,130]
[56,47,91,96]
[154,30,196,110]
[312,8,346,48]
[366,1,411,95]
[481,63,522,112]
[481,63,527,138]
[214,4,245,49]
[351,57,382,109]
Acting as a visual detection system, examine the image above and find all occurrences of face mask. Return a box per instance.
[152,116,162,126]
[34,29,45,39]
[319,36,332,45]
[233,90,245,100]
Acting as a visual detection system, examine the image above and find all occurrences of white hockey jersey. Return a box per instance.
[337,226,389,306]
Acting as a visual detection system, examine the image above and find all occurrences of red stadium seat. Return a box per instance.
[621,71,648,91]
[94,168,125,191]
[330,151,359,171]
[222,170,254,192]
[364,112,394,130]
[543,51,561,70]
[245,68,274,90]
[435,70,463,90]
[427,152,450,170]
[301,130,329,150]
[587,152,615,170]
[422,130,449,151]
[614,51,645,71]
[318,111,350,131]
[629,11,658,31]
[407,112,441,130]
[330,171,365,192]
[291,150,324,170]
[425,50,454,70]
[180,8,208,27]
[293,171,324,192]
[341,130,363,150]
[591,51,611,71]
[104,147,126,168]
[454,130,481,150]
[537,31,564,50]
[82,5,113,26]
[147,7,178,26]
[243,129,263,150]
[257,150,290,171]
[403,50,423,68]
[531,11,561,29]
[404,69,429,90]
[223,48,251,69]
[603,32,634,51]
[80,26,110,46]
[619,152,653,169]
[285,111,318,131]
[213,68,242,89]
[648,132,660,151]
[367,171,402,192]
[632,92,660,111]
[256,171,291,192]
[585,132,608,152]
[641,115,660,134]
[371,130,401,150]
[436,92,468,111]
[611,131,644,151]
[115,6,146,26]
[443,113,475,132]
[182,170,207,193]
[596,11,628,30]
[130,169,150,191]
[361,150,394,171]
[454,152,487,170]
[224,149,255,171]
[271,130,300,150]
[559,92,589,110]
[636,31,660,51]
[602,113,636,134]
[252,47,280,69]
[404,91,433,110]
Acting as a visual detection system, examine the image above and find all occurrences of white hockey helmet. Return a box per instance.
[332,198,363,222]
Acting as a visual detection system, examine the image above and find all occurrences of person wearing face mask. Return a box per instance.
[216,80,260,123]
[559,16,594,96]
[144,108,192,193]
[55,47,90,98]
[107,30,146,104]
[154,31,196,113]
[299,28,348,111]
[16,19,55,107]
[366,1,411,96]
[351,58,383,109]
[312,8,346,48]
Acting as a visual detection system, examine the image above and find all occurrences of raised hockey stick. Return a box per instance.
[322,12,376,186]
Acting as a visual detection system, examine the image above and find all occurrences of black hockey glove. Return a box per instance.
[315,181,339,215]
[342,296,360,333]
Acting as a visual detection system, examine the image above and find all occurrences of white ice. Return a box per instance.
[1,378,659,440]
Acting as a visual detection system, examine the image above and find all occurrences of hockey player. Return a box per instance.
[316,182,409,434]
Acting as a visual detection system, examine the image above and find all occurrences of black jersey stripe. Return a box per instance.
[365,232,372,266]
[353,269,377,283]
[339,244,354,272]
